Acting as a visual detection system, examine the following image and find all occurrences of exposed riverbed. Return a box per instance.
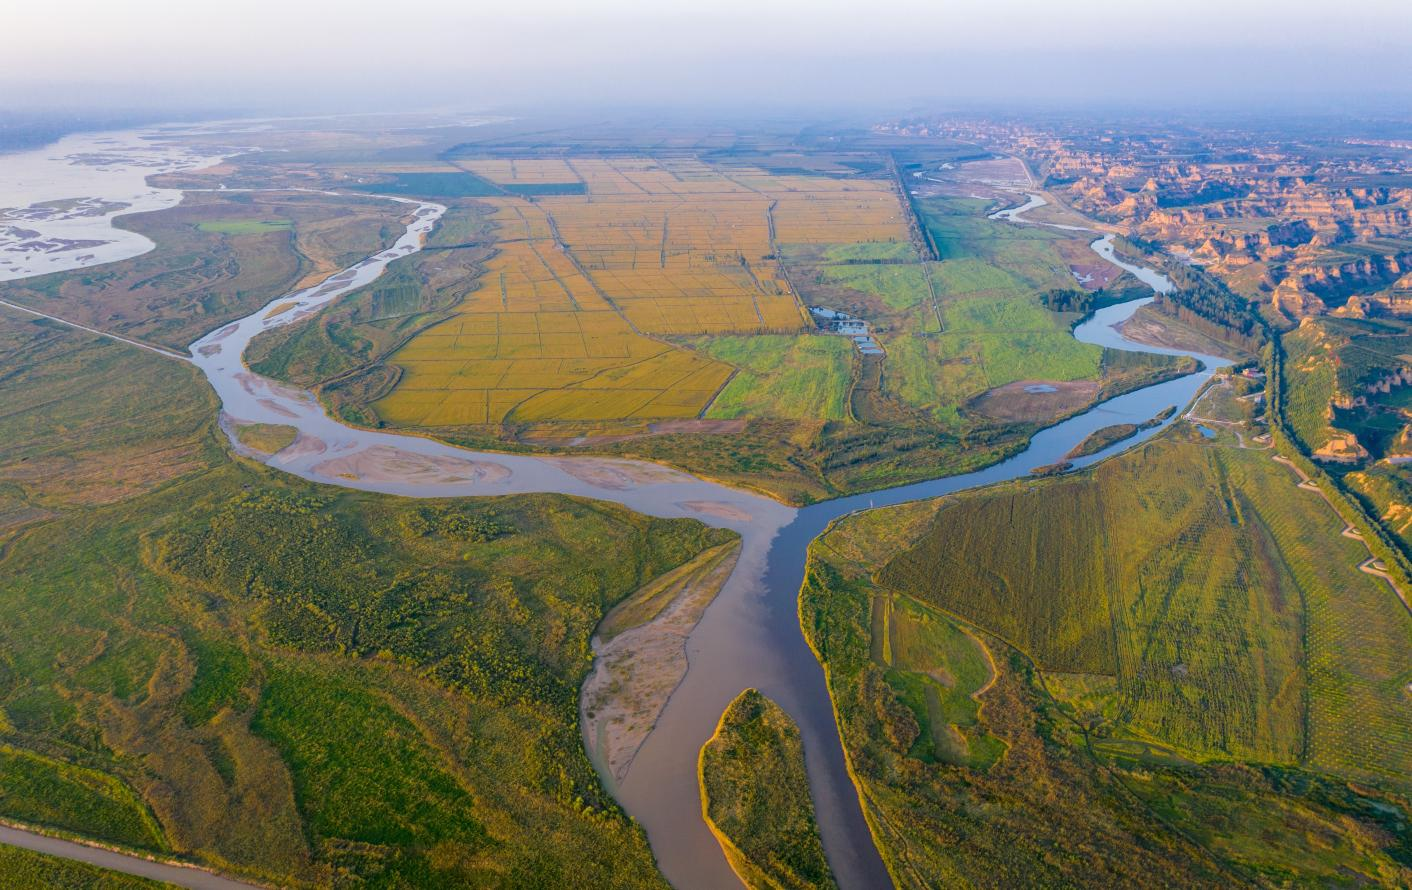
[1,136,1226,890]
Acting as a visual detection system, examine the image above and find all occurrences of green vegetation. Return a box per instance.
[868,595,1003,768]
[818,241,917,263]
[801,425,1412,886]
[1066,424,1141,459]
[1282,324,1346,453]
[816,263,930,311]
[929,256,1030,296]
[699,335,853,421]
[0,746,166,852]
[881,429,1412,771]
[0,315,735,886]
[803,508,1231,886]
[698,690,837,890]
[196,219,292,235]
[1281,315,1412,460]
[943,293,1101,384]
[0,845,170,889]
[1065,406,1174,459]
[232,423,297,455]
[250,666,491,860]
[0,312,216,537]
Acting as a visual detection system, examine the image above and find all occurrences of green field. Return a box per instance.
[868,595,1004,769]
[800,424,1412,886]
[699,334,854,421]
[699,690,836,890]
[819,241,918,263]
[881,427,1412,770]
[816,263,931,311]
[928,256,1030,298]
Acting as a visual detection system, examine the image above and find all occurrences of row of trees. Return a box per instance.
[1150,263,1268,354]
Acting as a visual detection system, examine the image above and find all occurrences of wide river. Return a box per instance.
[2,133,1225,889]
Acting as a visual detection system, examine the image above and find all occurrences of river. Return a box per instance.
[1,133,1224,889]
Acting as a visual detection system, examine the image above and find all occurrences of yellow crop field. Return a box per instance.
[374,155,913,428]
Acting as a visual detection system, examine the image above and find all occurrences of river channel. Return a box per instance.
[1,135,1226,889]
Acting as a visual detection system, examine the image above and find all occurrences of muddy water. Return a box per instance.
[3,139,1225,889]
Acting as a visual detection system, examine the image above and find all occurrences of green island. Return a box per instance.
[699,690,837,890]
[1065,406,1176,459]
[231,422,298,455]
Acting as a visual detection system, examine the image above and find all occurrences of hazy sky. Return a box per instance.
[9,0,1412,113]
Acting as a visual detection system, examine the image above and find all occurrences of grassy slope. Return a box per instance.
[1283,321,1348,452]
[0,845,171,889]
[698,690,836,890]
[800,425,1412,887]
[0,316,734,887]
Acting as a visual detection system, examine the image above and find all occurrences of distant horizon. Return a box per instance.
[6,0,1411,116]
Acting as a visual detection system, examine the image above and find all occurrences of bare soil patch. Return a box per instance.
[581,543,742,784]
[554,457,694,489]
[969,379,1101,423]
[312,445,511,484]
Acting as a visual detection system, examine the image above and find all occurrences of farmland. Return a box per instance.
[698,690,836,890]
[363,156,908,430]
[697,335,854,421]
[0,311,737,886]
[233,144,1191,501]
[801,422,1412,886]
